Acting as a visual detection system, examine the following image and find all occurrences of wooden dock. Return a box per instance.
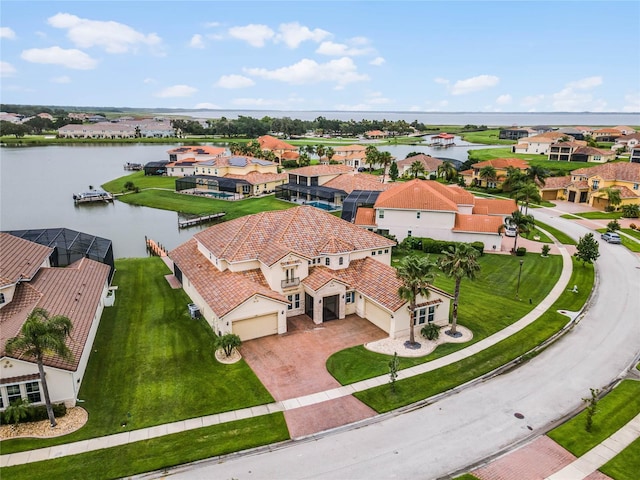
[73,191,114,204]
[124,162,143,171]
[145,237,168,257]
[178,212,226,228]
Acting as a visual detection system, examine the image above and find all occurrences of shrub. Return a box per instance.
[421,323,440,341]
[281,160,298,169]
[541,244,551,257]
[515,247,527,256]
[621,204,640,218]
[630,223,637,230]
[421,238,484,256]
[604,205,615,212]
[606,219,620,232]
[215,333,242,357]
[0,402,67,425]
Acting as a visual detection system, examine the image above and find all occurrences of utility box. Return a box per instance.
[187,303,200,319]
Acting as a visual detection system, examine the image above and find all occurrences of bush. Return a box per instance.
[606,219,621,232]
[281,160,299,169]
[515,247,527,256]
[421,323,440,341]
[421,238,484,256]
[541,244,551,257]
[0,402,67,425]
[215,333,242,357]
[604,206,615,212]
[630,223,637,230]
[621,204,640,218]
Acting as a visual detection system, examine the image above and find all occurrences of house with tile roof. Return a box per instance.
[537,162,640,208]
[612,126,637,136]
[166,146,227,177]
[464,158,530,188]
[365,130,387,139]
[257,135,299,164]
[498,127,533,140]
[332,145,367,169]
[354,179,515,250]
[591,128,622,142]
[395,154,444,178]
[631,146,640,164]
[612,133,640,152]
[548,141,588,161]
[0,233,111,410]
[169,206,452,341]
[513,132,572,155]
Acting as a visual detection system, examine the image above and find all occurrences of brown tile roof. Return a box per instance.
[471,158,530,170]
[257,135,297,151]
[167,146,226,156]
[569,180,590,189]
[618,133,640,141]
[323,173,390,194]
[288,164,354,176]
[472,198,517,215]
[453,214,504,234]
[593,128,623,134]
[551,141,587,148]
[375,179,474,211]
[334,145,366,153]
[170,239,287,318]
[198,155,278,168]
[318,237,356,254]
[570,162,640,182]
[0,258,110,371]
[281,151,300,160]
[540,176,572,190]
[522,132,567,143]
[225,172,288,185]
[395,154,443,171]
[613,126,637,133]
[354,207,376,226]
[366,130,386,136]
[573,146,615,157]
[183,206,395,267]
[459,169,474,176]
[594,185,639,199]
[0,233,53,285]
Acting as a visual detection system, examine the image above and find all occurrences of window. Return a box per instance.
[634,184,638,190]
[25,382,41,403]
[287,293,300,310]
[325,257,330,266]
[346,291,355,304]
[372,251,376,256]
[339,257,344,265]
[594,156,601,162]
[592,180,599,190]
[6,384,21,405]
[0,293,4,304]
[378,210,384,219]
[242,185,251,194]
[413,306,436,325]
[417,211,421,219]
[384,249,389,254]
[407,231,412,237]
[378,250,382,255]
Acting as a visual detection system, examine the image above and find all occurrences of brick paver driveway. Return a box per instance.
[240,314,387,438]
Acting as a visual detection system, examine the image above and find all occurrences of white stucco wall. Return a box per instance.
[378,209,456,242]
[224,295,288,335]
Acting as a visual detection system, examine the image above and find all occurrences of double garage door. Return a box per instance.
[232,313,278,341]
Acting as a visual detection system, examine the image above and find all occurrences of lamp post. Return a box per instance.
[516,259,524,300]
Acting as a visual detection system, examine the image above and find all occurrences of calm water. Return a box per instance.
[0,136,545,258]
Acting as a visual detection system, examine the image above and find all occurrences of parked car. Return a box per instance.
[504,226,517,237]
[601,232,622,244]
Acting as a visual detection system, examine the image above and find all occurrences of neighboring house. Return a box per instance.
[0,112,24,124]
[395,154,444,178]
[429,133,455,146]
[611,133,640,152]
[0,233,111,410]
[570,146,616,163]
[498,127,531,140]
[557,127,585,141]
[466,158,530,188]
[36,113,54,121]
[355,179,515,250]
[612,126,637,136]
[257,135,299,164]
[591,128,622,142]
[275,164,358,206]
[530,125,555,135]
[538,162,640,208]
[548,141,588,161]
[169,206,452,341]
[166,146,227,177]
[574,126,594,137]
[58,121,174,138]
[513,132,570,155]
[631,146,640,164]
[332,145,367,169]
[365,130,387,139]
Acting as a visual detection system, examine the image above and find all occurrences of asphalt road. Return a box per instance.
[162,208,640,480]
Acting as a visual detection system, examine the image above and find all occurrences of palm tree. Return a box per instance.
[298,152,311,167]
[602,187,622,211]
[500,210,535,253]
[365,145,379,172]
[501,166,527,193]
[304,144,316,157]
[478,165,497,188]
[437,160,457,182]
[409,160,426,179]
[526,165,550,187]
[229,142,242,155]
[514,182,543,214]
[396,255,436,347]
[325,146,336,164]
[315,144,326,162]
[5,307,73,427]
[438,244,481,336]
[378,151,393,183]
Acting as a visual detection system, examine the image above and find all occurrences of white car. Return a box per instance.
[504,226,517,237]
[601,232,622,244]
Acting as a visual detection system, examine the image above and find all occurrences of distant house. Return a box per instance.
[354,179,516,250]
[466,158,530,188]
[395,154,443,178]
[612,133,640,152]
[430,133,455,146]
[499,127,531,140]
[257,135,299,164]
[0,233,111,409]
[548,141,588,162]
[513,132,570,155]
[365,130,387,139]
[58,120,174,139]
[591,128,622,142]
[169,206,452,341]
[631,146,640,164]
[144,161,169,176]
[332,145,367,169]
[612,126,637,136]
[166,146,227,177]
[570,146,616,163]
[557,127,585,141]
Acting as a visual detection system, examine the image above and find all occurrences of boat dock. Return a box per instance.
[178,212,226,228]
[145,236,168,257]
[73,191,114,204]
[124,162,143,171]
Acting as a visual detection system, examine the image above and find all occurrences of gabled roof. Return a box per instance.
[452,214,503,234]
[224,171,288,185]
[354,207,376,226]
[0,233,53,285]
[395,154,443,171]
[257,135,297,151]
[167,146,226,156]
[471,158,529,170]
[375,179,474,211]
[571,162,640,182]
[472,198,517,215]
[323,173,390,194]
[185,206,395,267]
[593,185,639,199]
[288,164,354,176]
[573,146,615,156]
[334,144,366,153]
[521,132,567,143]
[197,155,278,168]
[539,175,572,190]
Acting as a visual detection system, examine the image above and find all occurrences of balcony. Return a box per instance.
[281,277,300,289]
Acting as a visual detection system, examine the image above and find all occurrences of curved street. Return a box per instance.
[164,207,640,480]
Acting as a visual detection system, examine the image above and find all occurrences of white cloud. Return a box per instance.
[567,76,603,90]
[215,74,255,89]
[0,27,16,39]
[334,91,391,111]
[194,102,221,109]
[21,46,97,70]
[370,56,385,66]
[51,75,71,83]
[450,75,499,95]
[1,61,16,77]
[521,94,544,107]
[276,22,330,48]
[155,85,197,98]
[316,40,373,56]
[47,13,162,54]
[244,57,368,86]
[228,24,274,47]
[496,94,512,105]
[189,34,205,49]
[622,92,640,112]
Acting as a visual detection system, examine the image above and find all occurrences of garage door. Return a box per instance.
[232,313,278,341]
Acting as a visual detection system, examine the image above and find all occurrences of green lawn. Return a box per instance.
[534,220,578,245]
[1,414,289,480]
[351,257,593,412]
[1,257,275,455]
[548,380,640,457]
[459,129,514,145]
[560,211,624,220]
[328,253,563,384]
[621,228,640,240]
[595,228,640,253]
[102,171,176,192]
[521,227,553,243]
[467,149,591,176]
[600,437,640,480]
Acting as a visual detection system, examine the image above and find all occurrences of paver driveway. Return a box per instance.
[240,314,388,438]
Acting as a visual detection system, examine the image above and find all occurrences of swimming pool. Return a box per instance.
[305,201,339,211]
[202,191,234,199]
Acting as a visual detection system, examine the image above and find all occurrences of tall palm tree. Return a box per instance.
[478,165,497,188]
[315,144,326,162]
[438,244,481,336]
[500,210,535,253]
[378,151,393,183]
[325,146,336,163]
[501,166,527,193]
[526,165,550,187]
[305,144,316,157]
[437,160,457,182]
[365,145,379,172]
[229,142,242,155]
[514,182,543,214]
[602,187,622,210]
[409,160,426,179]
[5,307,73,428]
[396,255,436,347]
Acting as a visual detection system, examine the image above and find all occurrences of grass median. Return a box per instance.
[600,436,640,480]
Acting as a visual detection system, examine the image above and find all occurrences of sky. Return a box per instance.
[1,1,639,113]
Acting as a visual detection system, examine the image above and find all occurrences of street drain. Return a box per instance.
[514,412,525,419]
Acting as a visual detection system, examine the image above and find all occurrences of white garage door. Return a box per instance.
[232,313,278,341]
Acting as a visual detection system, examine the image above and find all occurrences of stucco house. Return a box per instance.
[548,141,588,161]
[513,132,571,155]
[395,154,443,178]
[354,179,516,250]
[332,145,367,169]
[0,233,111,410]
[257,135,299,164]
[631,146,640,164]
[612,133,640,152]
[169,206,452,341]
[165,146,228,177]
[465,158,530,188]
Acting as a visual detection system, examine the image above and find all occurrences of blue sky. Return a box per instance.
[1,1,639,112]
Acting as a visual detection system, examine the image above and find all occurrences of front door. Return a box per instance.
[323,295,339,321]
[305,292,314,320]
[568,191,576,202]
[579,191,588,203]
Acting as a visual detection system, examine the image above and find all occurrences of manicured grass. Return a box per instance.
[467,149,592,176]
[112,189,294,219]
[620,228,640,240]
[328,253,563,385]
[459,129,514,145]
[534,220,578,245]
[454,475,481,480]
[560,211,624,220]
[600,437,640,480]
[1,257,274,455]
[548,380,640,457]
[351,257,593,412]
[595,228,640,253]
[521,227,553,243]
[1,414,290,480]
[102,171,176,192]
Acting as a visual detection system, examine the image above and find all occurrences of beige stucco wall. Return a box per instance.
[260,253,308,293]
[0,284,17,309]
[392,293,451,339]
[451,232,503,250]
[362,299,392,335]
[309,280,347,324]
[378,209,456,242]
[224,295,288,336]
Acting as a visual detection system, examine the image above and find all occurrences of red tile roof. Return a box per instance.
[539,176,572,190]
[354,207,376,226]
[257,135,297,151]
[0,233,53,284]
[571,162,640,182]
[375,179,474,211]
[288,164,354,176]
[395,154,443,172]
[472,198,517,215]
[471,158,530,170]
[453,214,504,234]
[334,145,366,152]
[323,173,390,193]
[167,146,226,156]
[225,172,288,185]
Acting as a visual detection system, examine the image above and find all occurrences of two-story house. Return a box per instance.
[548,141,588,161]
[169,206,452,341]
[395,154,443,178]
[513,132,571,155]
[166,146,227,177]
[332,145,367,169]
[257,135,299,164]
[630,146,640,164]
[354,179,516,250]
[462,158,530,188]
[591,128,622,142]
[0,233,111,410]
[611,133,640,153]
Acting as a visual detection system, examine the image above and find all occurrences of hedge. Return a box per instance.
[0,403,67,425]
[401,237,484,256]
